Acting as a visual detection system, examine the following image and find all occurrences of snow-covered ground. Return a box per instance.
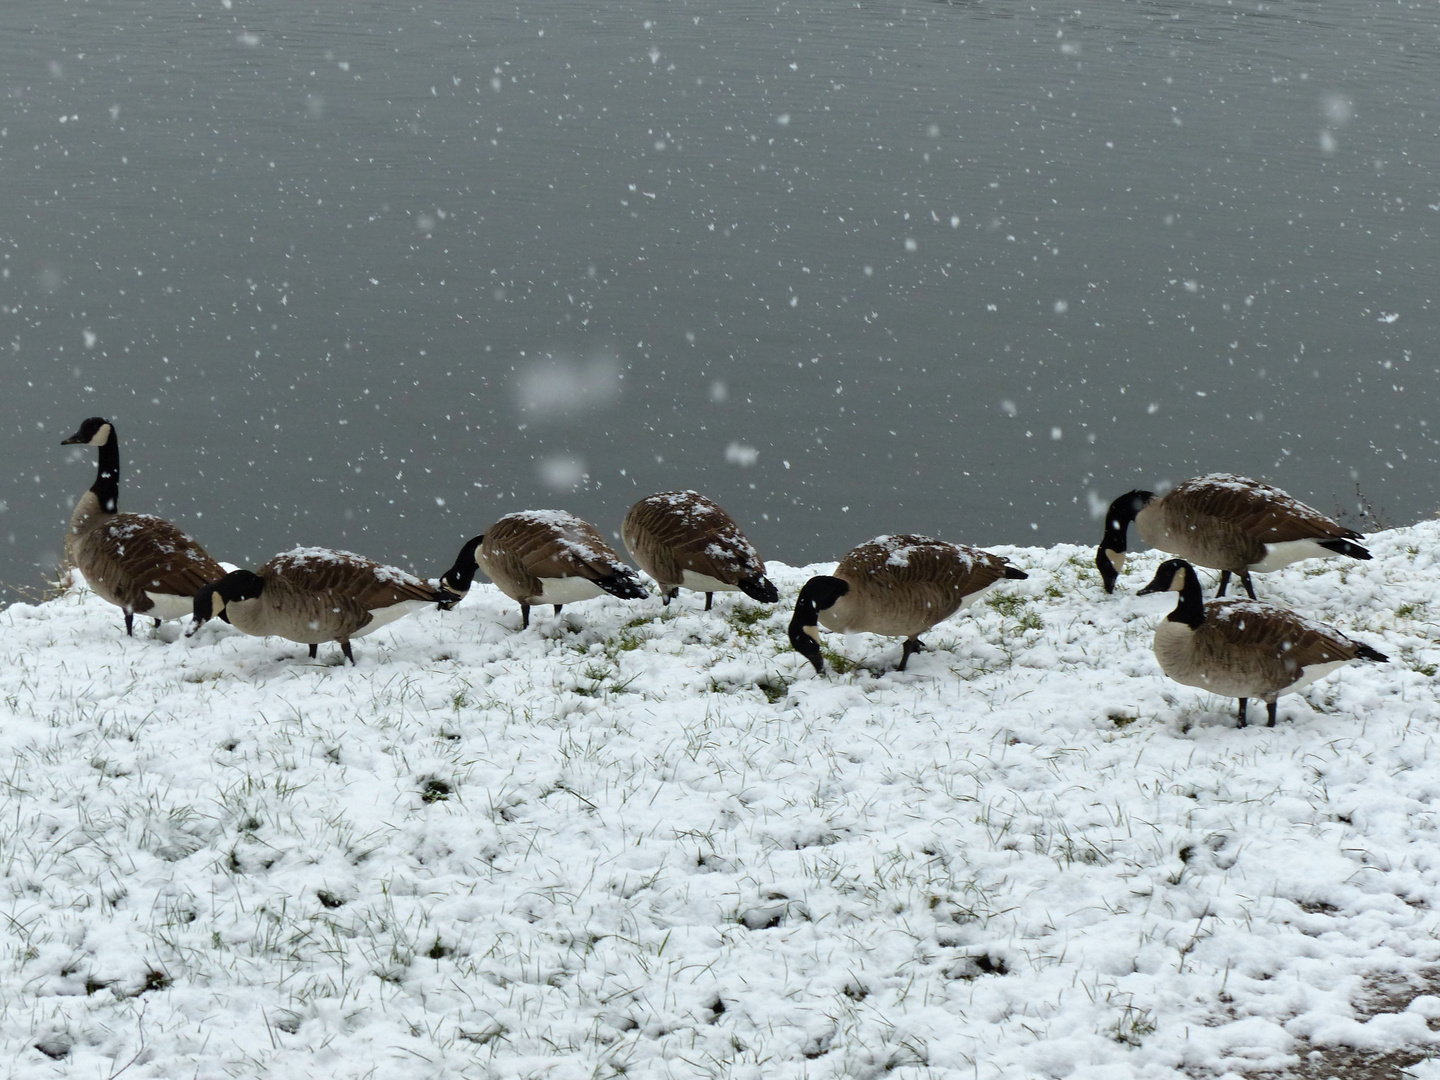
[4,524,1440,1079]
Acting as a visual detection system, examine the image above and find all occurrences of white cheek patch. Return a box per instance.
[92,424,112,446]
[803,625,821,643]
[211,592,226,618]
[1107,550,1126,573]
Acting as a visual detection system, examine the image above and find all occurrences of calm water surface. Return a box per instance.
[2,0,1438,596]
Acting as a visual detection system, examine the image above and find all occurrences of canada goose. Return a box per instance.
[1096,473,1370,598]
[621,490,779,610]
[438,510,648,628]
[789,534,1028,674]
[60,416,225,635]
[1138,558,1387,728]
[187,547,448,664]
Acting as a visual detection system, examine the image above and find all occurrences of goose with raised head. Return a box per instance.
[1137,558,1387,728]
[438,510,648,629]
[1096,473,1370,599]
[188,547,448,664]
[789,534,1028,674]
[622,490,779,611]
[60,416,225,635]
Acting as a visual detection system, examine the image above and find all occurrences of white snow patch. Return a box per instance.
[1,525,1438,1078]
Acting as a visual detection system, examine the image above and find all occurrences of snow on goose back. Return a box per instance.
[789,534,1028,674]
[454,510,648,630]
[622,490,778,609]
[60,416,225,636]
[1137,557,1387,727]
[188,547,446,664]
[1096,473,1369,598]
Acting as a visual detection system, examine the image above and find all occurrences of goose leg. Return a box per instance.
[153,617,162,628]
[341,640,356,665]
[309,644,318,660]
[898,637,924,671]
[1217,571,1232,598]
[1266,701,1278,727]
[553,604,564,618]
[662,589,674,607]
[520,603,530,629]
[1236,698,1248,728]
[705,592,714,612]
[124,610,135,636]
[1241,572,1257,600]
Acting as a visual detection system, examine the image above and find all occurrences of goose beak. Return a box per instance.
[1136,566,1173,595]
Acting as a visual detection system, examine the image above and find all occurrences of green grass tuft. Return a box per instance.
[988,593,1029,618]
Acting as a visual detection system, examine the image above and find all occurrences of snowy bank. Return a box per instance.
[3,523,1440,1078]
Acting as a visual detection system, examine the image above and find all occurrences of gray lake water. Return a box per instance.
[3,0,1438,599]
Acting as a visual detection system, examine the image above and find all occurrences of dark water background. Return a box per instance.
[3,0,1438,597]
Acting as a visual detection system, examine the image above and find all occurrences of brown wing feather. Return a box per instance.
[623,492,764,587]
[485,512,632,583]
[837,535,1020,635]
[261,549,441,611]
[1202,600,1368,668]
[475,539,544,602]
[84,513,224,612]
[1168,475,1362,543]
[242,586,373,642]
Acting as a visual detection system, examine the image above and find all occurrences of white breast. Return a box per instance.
[956,578,1005,611]
[1249,539,1342,573]
[351,598,433,638]
[534,576,607,605]
[1281,658,1350,696]
[680,570,738,593]
[145,591,200,622]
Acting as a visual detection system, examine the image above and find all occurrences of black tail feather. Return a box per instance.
[1355,642,1388,663]
[738,575,780,604]
[1319,538,1371,561]
[596,570,649,600]
[1004,566,1029,580]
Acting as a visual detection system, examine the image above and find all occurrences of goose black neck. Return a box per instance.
[787,593,824,672]
[1167,569,1207,629]
[440,536,483,595]
[92,431,120,514]
[1099,490,1151,553]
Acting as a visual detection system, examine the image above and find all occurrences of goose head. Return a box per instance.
[1095,489,1155,594]
[188,570,266,634]
[437,534,485,610]
[61,417,114,447]
[788,575,850,674]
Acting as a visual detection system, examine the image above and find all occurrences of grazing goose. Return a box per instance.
[789,534,1028,674]
[621,490,779,610]
[1096,473,1370,598]
[438,510,648,628]
[187,547,448,664]
[1138,558,1387,728]
[60,416,225,635]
